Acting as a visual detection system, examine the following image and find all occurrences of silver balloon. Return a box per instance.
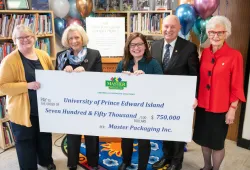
[68,0,81,19]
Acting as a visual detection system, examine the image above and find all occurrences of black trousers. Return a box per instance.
[10,116,53,170]
[121,138,151,170]
[162,141,185,165]
[67,134,99,167]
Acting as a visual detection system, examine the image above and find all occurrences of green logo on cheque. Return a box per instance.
[106,77,127,90]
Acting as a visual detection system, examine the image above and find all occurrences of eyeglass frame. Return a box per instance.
[208,31,227,37]
[16,35,33,41]
[129,42,145,49]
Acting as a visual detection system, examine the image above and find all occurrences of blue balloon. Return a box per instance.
[68,0,81,19]
[175,4,197,36]
[54,18,67,38]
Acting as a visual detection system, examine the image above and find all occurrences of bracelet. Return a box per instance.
[230,105,237,109]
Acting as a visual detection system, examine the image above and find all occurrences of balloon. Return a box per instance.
[178,31,191,40]
[193,16,212,43]
[66,18,83,27]
[175,4,197,36]
[54,18,67,38]
[194,0,219,19]
[178,0,194,5]
[76,0,93,18]
[68,0,81,19]
[51,0,70,18]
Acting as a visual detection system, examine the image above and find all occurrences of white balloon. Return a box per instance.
[51,0,70,18]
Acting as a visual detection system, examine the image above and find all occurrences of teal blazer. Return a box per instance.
[116,57,163,74]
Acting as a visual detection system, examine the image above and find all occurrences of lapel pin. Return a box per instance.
[84,59,88,63]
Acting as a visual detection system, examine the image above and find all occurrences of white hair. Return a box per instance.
[206,15,232,38]
[61,24,89,48]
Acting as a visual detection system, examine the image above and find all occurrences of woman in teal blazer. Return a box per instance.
[116,32,163,170]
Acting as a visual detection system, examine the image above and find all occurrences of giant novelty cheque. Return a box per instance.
[36,70,197,142]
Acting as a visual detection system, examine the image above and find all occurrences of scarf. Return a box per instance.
[57,47,87,70]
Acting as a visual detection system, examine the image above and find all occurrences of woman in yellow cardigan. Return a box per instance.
[0,24,56,170]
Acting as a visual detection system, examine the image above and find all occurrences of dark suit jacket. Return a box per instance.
[55,48,102,72]
[151,37,199,76]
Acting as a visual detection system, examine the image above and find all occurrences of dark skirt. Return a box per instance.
[193,107,229,150]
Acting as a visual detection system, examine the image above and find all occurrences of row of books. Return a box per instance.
[2,121,15,147]
[0,43,15,62]
[130,13,168,34]
[0,38,51,61]
[0,97,6,119]
[35,38,51,56]
[0,14,52,38]
[94,0,173,11]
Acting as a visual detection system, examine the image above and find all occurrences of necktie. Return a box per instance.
[163,44,171,71]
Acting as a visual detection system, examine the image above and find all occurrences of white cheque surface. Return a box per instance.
[36,70,197,142]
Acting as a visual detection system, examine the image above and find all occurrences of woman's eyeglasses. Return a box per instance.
[208,31,226,37]
[16,35,33,41]
[129,42,145,48]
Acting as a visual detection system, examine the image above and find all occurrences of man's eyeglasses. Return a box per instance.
[16,35,33,41]
[208,31,226,37]
[130,42,145,48]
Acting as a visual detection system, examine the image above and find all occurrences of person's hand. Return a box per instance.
[27,82,40,90]
[225,107,236,124]
[133,70,145,75]
[192,98,198,109]
[122,71,132,75]
[64,65,73,72]
[74,66,85,72]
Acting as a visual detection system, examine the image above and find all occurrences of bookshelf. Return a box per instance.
[94,10,172,72]
[0,10,56,150]
[0,10,57,61]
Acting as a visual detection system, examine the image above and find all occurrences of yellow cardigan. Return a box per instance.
[0,48,54,127]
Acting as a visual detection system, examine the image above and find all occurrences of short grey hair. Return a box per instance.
[61,24,89,48]
[206,15,231,38]
[12,24,37,44]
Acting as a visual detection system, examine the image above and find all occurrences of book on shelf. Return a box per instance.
[121,0,133,11]
[137,0,150,11]
[130,13,167,34]
[0,43,15,61]
[2,121,15,147]
[155,0,172,10]
[95,0,109,11]
[32,0,49,10]
[108,0,120,11]
[35,38,51,55]
[0,13,53,38]
[0,97,6,119]
[0,0,5,10]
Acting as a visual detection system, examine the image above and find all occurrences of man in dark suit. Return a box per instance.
[151,15,199,170]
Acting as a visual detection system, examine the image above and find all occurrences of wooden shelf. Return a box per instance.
[102,57,122,64]
[0,116,14,150]
[0,10,56,62]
